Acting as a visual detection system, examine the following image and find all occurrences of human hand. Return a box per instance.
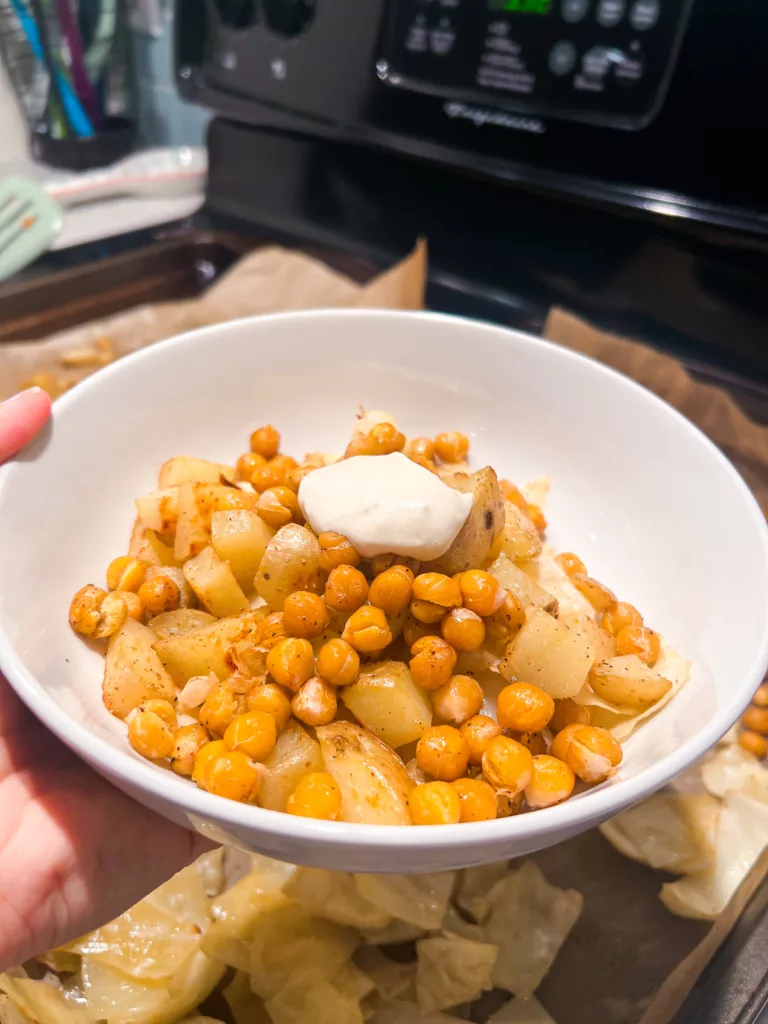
[0,389,211,970]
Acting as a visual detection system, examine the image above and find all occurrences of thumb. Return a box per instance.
[0,388,52,464]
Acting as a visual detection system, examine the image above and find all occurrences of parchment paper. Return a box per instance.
[1,241,766,1024]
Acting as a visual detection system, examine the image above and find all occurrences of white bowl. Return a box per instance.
[1,310,767,874]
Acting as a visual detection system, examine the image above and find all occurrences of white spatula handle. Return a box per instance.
[45,147,207,208]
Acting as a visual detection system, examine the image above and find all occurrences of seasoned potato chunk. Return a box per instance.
[154,610,264,684]
[103,618,176,719]
[259,721,325,812]
[183,545,250,618]
[316,722,413,825]
[488,553,558,614]
[341,660,432,748]
[158,456,235,488]
[589,655,673,711]
[559,612,616,665]
[499,607,592,698]
[424,467,505,575]
[255,524,323,610]
[500,500,542,563]
[147,608,217,640]
[211,509,274,589]
[174,483,256,561]
[135,487,180,534]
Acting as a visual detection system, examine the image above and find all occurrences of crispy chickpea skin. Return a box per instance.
[369,566,414,617]
[324,564,369,613]
[106,556,146,593]
[551,724,623,783]
[266,637,315,692]
[602,601,643,637]
[410,781,461,825]
[256,612,288,651]
[615,625,661,666]
[484,592,525,642]
[169,723,211,776]
[250,424,280,459]
[434,432,469,463]
[497,682,555,733]
[431,675,484,726]
[315,638,360,686]
[291,676,338,727]
[413,572,462,608]
[482,735,533,795]
[459,569,503,617]
[318,531,361,571]
[137,575,181,616]
[224,711,278,762]
[286,772,342,820]
[202,751,263,803]
[342,605,393,654]
[452,777,498,822]
[524,755,575,809]
[246,682,293,731]
[441,607,486,651]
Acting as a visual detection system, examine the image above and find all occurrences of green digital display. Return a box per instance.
[488,0,552,12]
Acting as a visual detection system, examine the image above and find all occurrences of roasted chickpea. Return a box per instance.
[69,585,127,639]
[410,598,450,624]
[602,601,643,637]
[513,731,548,756]
[524,755,575,809]
[318,531,361,571]
[246,682,292,731]
[266,637,315,692]
[441,607,486,651]
[282,590,331,639]
[551,724,623,783]
[402,615,437,648]
[431,675,484,725]
[743,706,768,736]
[571,574,617,612]
[409,635,457,690]
[555,552,587,577]
[316,638,360,686]
[482,736,533,795]
[342,605,393,654]
[369,566,414,617]
[169,723,211,777]
[256,611,288,650]
[409,782,461,825]
[370,553,422,577]
[452,777,498,823]
[459,569,503,617]
[292,676,338,727]
[740,730,767,759]
[202,750,263,803]
[224,711,278,762]
[127,701,177,760]
[416,725,470,782]
[250,424,280,459]
[137,575,181,616]
[199,680,246,736]
[286,773,342,820]
[497,682,555,733]
[500,479,527,507]
[192,739,227,785]
[460,714,503,766]
[527,504,547,534]
[286,462,318,491]
[106,556,146,593]
[324,564,369,613]
[117,591,144,621]
[550,698,591,733]
[404,437,436,469]
[434,431,469,463]
[256,486,300,528]
[484,591,525,642]
[754,684,768,708]
[413,572,462,608]
[236,451,267,481]
[615,625,661,666]
[368,421,406,454]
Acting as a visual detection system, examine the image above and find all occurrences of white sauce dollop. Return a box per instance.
[298,452,473,560]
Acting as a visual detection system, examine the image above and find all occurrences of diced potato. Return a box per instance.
[128,517,147,559]
[158,456,235,488]
[103,618,176,719]
[135,487,180,534]
[140,529,178,567]
[488,553,558,614]
[154,610,264,684]
[255,524,323,610]
[424,467,505,575]
[316,722,413,825]
[259,721,325,812]
[175,483,256,562]
[341,660,432,749]
[501,500,542,563]
[183,546,250,618]
[147,608,217,640]
[211,510,274,589]
[146,564,195,608]
[589,655,673,711]
[499,607,593,698]
[559,612,616,664]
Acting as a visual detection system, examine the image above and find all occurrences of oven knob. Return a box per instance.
[263,0,315,36]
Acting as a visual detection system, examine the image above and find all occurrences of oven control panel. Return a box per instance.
[378,0,693,128]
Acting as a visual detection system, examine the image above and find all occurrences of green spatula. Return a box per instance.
[0,177,63,281]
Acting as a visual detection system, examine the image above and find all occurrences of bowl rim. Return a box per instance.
[2,307,768,856]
